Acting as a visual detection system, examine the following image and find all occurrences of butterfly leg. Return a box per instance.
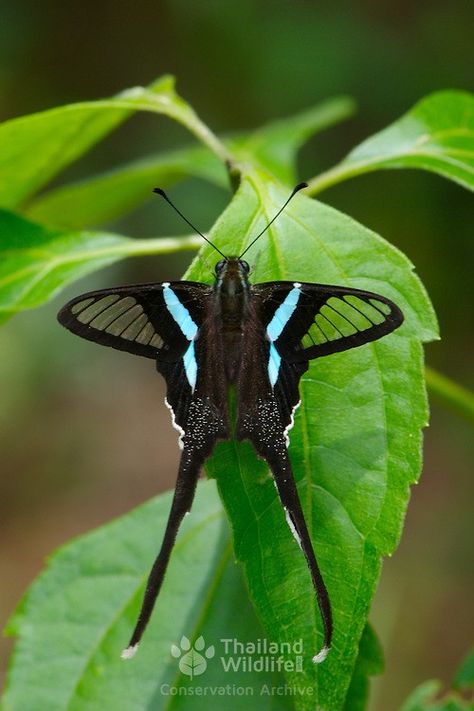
[121,444,202,659]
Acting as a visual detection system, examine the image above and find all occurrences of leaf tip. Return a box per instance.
[121,643,139,660]
[312,645,330,664]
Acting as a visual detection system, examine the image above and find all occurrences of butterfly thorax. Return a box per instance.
[213,257,251,381]
[214,257,250,329]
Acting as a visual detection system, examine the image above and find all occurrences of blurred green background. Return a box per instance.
[0,2,472,709]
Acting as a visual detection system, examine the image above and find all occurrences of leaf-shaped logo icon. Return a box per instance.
[170,644,181,658]
[194,636,204,651]
[170,634,214,677]
[178,648,207,678]
[180,635,191,651]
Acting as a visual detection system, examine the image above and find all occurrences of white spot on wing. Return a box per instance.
[284,507,302,550]
[165,397,185,450]
[283,400,301,447]
[121,644,139,660]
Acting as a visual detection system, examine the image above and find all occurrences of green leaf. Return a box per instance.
[400,680,472,711]
[233,96,355,185]
[343,624,384,711]
[185,172,438,709]
[453,648,474,692]
[26,97,354,231]
[26,144,227,230]
[308,90,474,194]
[2,481,290,711]
[1,168,438,708]
[0,209,200,319]
[0,75,230,210]
[400,649,474,711]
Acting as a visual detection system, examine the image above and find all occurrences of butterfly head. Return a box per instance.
[215,257,250,277]
[214,257,251,295]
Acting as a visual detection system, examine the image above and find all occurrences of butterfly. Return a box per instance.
[57,183,404,663]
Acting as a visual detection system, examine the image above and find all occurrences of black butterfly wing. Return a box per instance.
[236,281,403,661]
[58,281,229,656]
[253,280,403,362]
[58,280,210,361]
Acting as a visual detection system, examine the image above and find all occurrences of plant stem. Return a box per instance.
[306,161,377,196]
[185,111,234,166]
[105,234,202,257]
[426,366,474,423]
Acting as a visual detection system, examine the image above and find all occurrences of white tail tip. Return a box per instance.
[121,643,139,660]
[312,645,329,664]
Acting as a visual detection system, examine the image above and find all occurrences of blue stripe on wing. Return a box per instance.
[266,282,302,387]
[163,283,199,390]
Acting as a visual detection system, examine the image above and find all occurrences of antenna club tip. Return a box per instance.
[312,645,330,664]
[153,187,167,198]
[294,181,308,193]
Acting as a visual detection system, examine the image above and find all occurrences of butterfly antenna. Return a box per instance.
[154,188,227,259]
[238,182,308,260]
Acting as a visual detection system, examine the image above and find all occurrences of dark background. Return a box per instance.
[0,2,472,709]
